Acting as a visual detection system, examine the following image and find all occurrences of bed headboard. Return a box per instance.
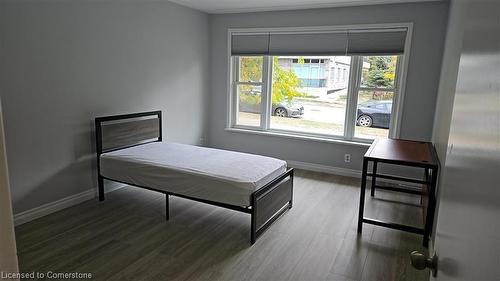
[95,110,162,155]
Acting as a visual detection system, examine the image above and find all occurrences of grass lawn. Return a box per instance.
[237,112,388,139]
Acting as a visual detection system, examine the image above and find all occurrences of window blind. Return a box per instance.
[231,28,407,56]
[231,34,270,55]
[346,31,407,55]
[268,32,348,56]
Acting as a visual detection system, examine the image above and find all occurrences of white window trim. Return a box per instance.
[226,23,414,144]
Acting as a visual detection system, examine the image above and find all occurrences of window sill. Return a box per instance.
[225,127,372,148]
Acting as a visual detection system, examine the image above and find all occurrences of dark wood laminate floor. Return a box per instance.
[16,170,430,281]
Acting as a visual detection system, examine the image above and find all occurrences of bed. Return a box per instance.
[95,111,294,244]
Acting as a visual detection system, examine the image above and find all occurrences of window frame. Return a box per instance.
[226,23,413,144]
[348,55,403,142]
[231,56,270,129]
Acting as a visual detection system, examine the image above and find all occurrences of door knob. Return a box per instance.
[410,251,438,277]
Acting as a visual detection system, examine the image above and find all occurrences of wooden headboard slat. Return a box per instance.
[101,118,159,151]
[95,110,162,155]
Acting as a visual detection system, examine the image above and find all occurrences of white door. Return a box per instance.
[432,0,500,280]
[0,98,19,277]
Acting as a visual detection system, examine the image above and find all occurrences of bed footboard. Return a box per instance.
[250,168,294,244]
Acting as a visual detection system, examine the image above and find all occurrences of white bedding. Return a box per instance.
[100,142,287,207]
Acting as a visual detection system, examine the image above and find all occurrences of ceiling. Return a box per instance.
[169,0,442,14]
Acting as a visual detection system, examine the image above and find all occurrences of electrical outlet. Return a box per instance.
[344,154,351,163]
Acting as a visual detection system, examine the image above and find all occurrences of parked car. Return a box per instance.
[273,102,304,118]
[238,88,304,118]
[356,100,392,129]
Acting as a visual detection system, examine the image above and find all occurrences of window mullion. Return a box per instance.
[260,56,271,130]
[236,81,265,86]
[344,56,362,140]
[358,87,397,92]
[232,57,239,127]
[389,55,403,138]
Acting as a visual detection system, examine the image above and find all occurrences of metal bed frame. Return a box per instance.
[95,110,294,244]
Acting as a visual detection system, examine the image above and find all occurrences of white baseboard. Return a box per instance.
[14,183,127,226]
[287,160,361,178]
[14,189,96,226]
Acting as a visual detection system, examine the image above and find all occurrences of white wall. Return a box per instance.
[0,1,209,214]
[207,2,449,172]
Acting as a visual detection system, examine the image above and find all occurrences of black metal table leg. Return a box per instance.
[422,168,431,205]
[423,167,438,247]
[165,194,170,221]
[371,161,378,197]
[98,175,105,201]
[358,158,369,234]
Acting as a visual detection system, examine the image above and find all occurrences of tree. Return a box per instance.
[238,57,264,108]
[271,57,304,104]
[239,57,304,105]
[363,56,397,100]
[364,56,397,88]
[239,57,263,82]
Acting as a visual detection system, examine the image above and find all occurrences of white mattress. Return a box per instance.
[100,142,287,207]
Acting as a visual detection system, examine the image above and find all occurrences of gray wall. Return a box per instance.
[0,1,209,213]
[207,2,449,172]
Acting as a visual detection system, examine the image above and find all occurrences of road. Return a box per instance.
[299,100,347,126]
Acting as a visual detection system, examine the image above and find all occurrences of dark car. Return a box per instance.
[356,100,392,129]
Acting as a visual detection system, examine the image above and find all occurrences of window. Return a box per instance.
[269,56,351,136]
[354,55,399,139]
[233,56,265,127]
[229,25,409,143]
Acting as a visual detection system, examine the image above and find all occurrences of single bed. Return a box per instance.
[95,111,294,244]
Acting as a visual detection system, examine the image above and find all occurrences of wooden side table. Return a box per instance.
[357,138,439,247]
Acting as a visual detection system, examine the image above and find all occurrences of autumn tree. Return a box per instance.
[239,57,304,105]
[271,57,304,104]
[239,57,263,82]
[363,56,397,100]
[364,56,397,88]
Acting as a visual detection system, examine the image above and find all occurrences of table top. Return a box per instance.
[364,139,439,167]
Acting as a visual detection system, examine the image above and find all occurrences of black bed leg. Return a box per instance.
[165,194,170,221]
[250,215,256,245]
[289,170,294,209]
[250,194,256,244]
[98,175,105,201]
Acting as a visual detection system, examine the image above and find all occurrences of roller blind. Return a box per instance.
[268,32,348,56]
[231,34,269,55]
[231,28,407,56]
[346,31,407,55]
